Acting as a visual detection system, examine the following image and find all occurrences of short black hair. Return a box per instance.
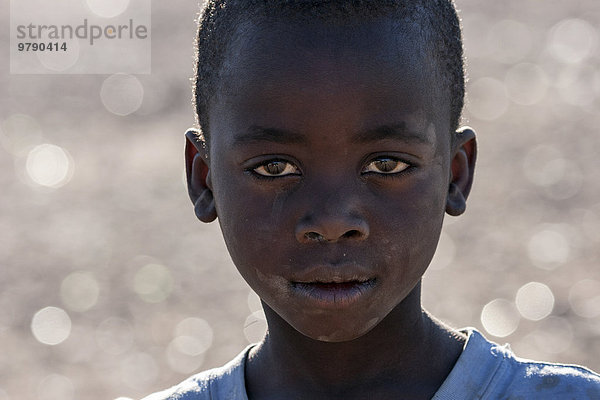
[194,0,465,139]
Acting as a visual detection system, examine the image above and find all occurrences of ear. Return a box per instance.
[185,129,217,222]
[446,127,477,216]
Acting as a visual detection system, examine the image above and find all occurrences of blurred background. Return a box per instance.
[1,0,599,398]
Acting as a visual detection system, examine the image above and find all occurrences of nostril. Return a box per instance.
[303,229,364,243]
[297,220,369,243]
[304,232,324,242]
[342,230,362,239]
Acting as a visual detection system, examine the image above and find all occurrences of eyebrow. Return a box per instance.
[232,122,432,147]
[233,126,306,146]
[354,123,432,145]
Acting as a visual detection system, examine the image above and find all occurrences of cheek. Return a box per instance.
[211,168,294,271]
[379,165,448,274]
[215,188,295,310]
[406,169,448,265]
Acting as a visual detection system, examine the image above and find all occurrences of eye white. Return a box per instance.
[254,161,299,176]
[363,158,409,174]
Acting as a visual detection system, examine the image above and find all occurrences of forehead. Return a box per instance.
[220,16,434,91]
[211,16,448,141]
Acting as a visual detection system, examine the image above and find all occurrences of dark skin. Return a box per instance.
[186,17,477,400]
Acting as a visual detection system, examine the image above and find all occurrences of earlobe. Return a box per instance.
[193,177,217,222]
[446,183,466,216]
[185,129,217,222]
[446,127,477,217]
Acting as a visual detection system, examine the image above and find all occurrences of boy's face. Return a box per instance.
[193,17,470,342]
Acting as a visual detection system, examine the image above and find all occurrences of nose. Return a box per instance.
[295,212,370,244]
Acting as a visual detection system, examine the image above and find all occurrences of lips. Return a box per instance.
[290,279,376,307]
[288,263,374,284]
[289,264,377,308]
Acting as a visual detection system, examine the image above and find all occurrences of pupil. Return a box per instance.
[265,161,285,175]
[376,159,397,172]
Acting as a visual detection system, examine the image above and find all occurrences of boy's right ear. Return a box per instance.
[185,129,217,223]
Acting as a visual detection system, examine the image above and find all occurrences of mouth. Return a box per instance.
[290,278,377,308]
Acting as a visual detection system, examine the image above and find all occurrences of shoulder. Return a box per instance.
[434,328,600,399]
[140,345,253,400]
[502,360,600,398]
[491,345,600,398]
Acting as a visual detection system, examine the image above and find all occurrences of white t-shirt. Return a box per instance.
[142,328,600,399]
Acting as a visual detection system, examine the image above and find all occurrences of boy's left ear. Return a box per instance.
[446,127,477,216]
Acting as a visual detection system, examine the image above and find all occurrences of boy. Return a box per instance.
[145,0,600,398]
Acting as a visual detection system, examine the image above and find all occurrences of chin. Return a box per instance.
[295,316,382,343]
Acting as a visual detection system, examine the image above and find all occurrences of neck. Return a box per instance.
[245,283,466,400]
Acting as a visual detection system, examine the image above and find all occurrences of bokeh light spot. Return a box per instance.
[174,317,213,355]
[31,306,72,345]
[466,77,509,121]
[166,339,206,374]
[480,299,520,338]
[86,0,130,18]
[557,65,598,107]
[100,73,144,116]
[37,374,74,400]
[133,263,173,303]
[543,163,582,201]
[523,145,565,187]
[522,145,582,200]
[60,271,100,312]
[166,319,211,375]
[37,39,80,72]
[171,335,206,357]
[247,291,262,313]
[527,228,569,270]
[529,317,574,354]
[25,144,74,188]
[548,19,597,64]
[569,280,600,318]
[244,310,267,343]
[505,63,548,105]
[515,282,554,321]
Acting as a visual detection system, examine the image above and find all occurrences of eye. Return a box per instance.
[362,157,410,174]
[253,160,300,177]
